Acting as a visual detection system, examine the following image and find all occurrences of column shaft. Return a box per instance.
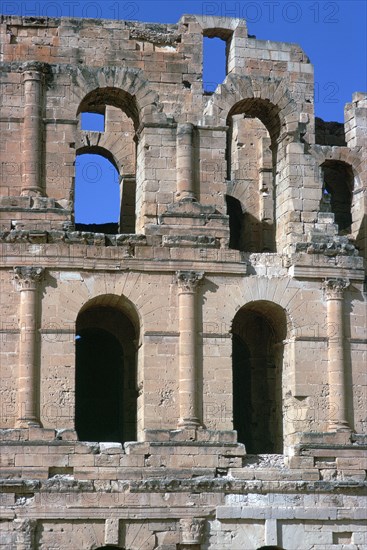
[21,69,43,195]
[323,278,350,431]
[179,290,197,424]
[14,267,44,427]
[176,123,196,201]
[176,271,203,427]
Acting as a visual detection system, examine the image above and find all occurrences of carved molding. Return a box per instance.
[322,278,350,299]
[20,61,53,86]
[176,271,204,292]
[14,266,44,290]
[20,60,51,74]
[180,518,205,545]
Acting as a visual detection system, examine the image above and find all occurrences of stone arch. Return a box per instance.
[76,86,139,129]
[311,146,365,251]
[203,74,299,139]
[61,65,167,127]
[222,87,290,252]
[75,293,140,443]
[72,73,157,233]
[232,300,287,453]
[78,293,141,336]
[76,145,119,172]
[226,110,275,252]
[311,146,363,186]
[221,276,299,338]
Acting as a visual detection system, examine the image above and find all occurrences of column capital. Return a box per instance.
[180,518,205,545]
[20,60,51,74]
[14,267,44,290]
[20,61,52,86]
[176,270,204,292]
[322,278,350,299]
[177,122,194,136]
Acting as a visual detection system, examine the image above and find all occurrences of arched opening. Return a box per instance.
[76,88,138,234]
[232,301,286,453]
[75,151,120,234]
[77,88,139,129]
[75,300,138,443]
[226,100,279,252]
[321,160,354,234]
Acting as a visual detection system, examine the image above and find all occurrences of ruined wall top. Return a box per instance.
[0,12,308,69]
[0,12,314,132]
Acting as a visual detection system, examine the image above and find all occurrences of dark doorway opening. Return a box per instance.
[321,160,353,233]
[226,194,244,250]
[75,302,138,444]
[232,302,286,453]
[232,335,252,448]
[76,328,124,442]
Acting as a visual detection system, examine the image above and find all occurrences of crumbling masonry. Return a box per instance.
[0,13,366,550]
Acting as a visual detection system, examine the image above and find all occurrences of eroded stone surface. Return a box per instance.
[0,12,366,550]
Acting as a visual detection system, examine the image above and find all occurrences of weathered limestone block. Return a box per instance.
[0,11,365,550]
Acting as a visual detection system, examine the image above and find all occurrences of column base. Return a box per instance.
[15,419,42,429]
[175,192,197,202]
[294,429,353,447]
[20,188,43,197]
[177,418,201,429]
[328,421,351,432]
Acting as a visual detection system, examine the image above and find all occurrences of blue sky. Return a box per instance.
[2,0,365,223]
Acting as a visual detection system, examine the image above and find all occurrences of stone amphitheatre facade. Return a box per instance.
[0,12,366,550]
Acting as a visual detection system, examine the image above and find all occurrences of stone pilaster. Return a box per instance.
[176,123,196,201]
[14,266,44,427]
[15,519,37,550]
[322,278,350,431]
[176,271,204,428]
[21,62,48,196]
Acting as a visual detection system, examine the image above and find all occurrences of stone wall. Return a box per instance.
[0,13,366,550]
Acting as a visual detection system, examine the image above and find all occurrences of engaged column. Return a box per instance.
[14,266,44,427]
[21,62,47,196]
[176,270,204,428]
[323,278,350,431]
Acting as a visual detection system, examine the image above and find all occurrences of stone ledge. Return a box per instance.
[0,230,226,250]
[294,239,359,257]
[1,476,366,497]
[0,229,148,246]
[143,428,238,443]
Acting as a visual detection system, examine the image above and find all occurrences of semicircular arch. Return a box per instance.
[310,146,363,187]
[78,293,140,336]
[76,145,119,173]
[64,66,167,127]
[203,74,299,140]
